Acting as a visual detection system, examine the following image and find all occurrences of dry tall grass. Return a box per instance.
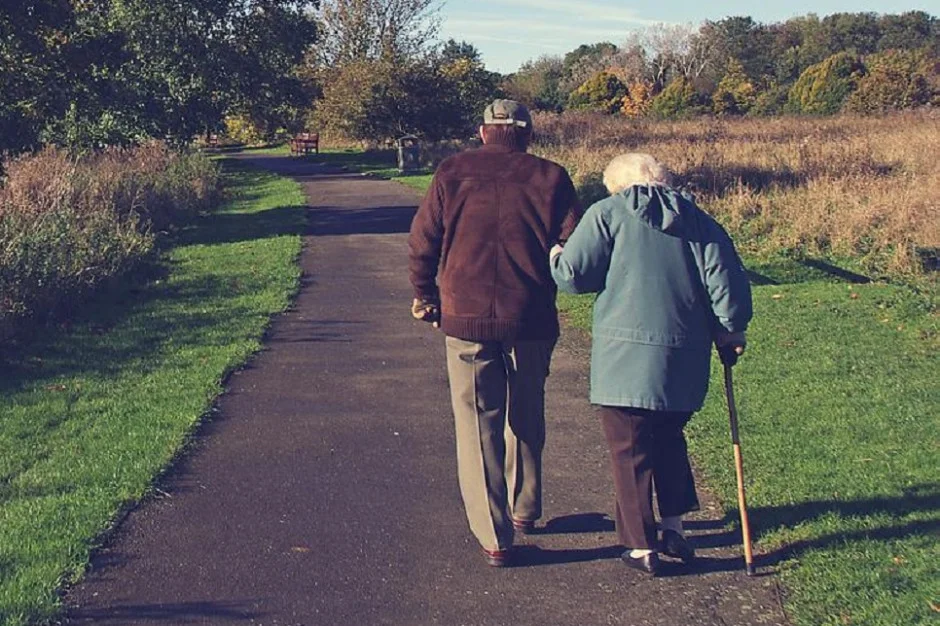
[532,111,940,275]
[0,144,221,339]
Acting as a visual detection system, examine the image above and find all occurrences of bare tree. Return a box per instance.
[316,0,442,65]
[623,23,713,87]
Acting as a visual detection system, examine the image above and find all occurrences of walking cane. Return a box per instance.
[721,352,756,576]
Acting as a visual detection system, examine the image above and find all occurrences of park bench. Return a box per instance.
[290,132,319,156]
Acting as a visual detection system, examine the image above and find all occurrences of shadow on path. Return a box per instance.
[70,600,263,624]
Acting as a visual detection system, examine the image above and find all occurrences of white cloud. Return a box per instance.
[444,17,623,41]
[506,0,666,26]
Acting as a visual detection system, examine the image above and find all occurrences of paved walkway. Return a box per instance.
[66,155,788,626]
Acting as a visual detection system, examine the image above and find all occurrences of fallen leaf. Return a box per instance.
[892,556,905,565]
[771,294,784,300]
[850,292,859,299]
[290,546,311,553]
[929,600,940,612]
[44,384,67,392]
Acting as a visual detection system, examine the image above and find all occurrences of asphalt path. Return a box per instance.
[65,155,788,626]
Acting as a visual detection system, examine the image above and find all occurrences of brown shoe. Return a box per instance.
[482,547,513,567]
[511,518,537,535]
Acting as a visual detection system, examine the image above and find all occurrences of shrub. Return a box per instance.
[567,71,628,114]
[0,144,221,339]
[844,48,936,113]
[224,114,271,145]
[749,82,790,116]
[620,82,654,118]
[712,59,757,116]
[786,52,866,115]
[649,77,706,119]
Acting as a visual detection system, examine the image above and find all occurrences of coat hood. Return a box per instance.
[621,185,694,236]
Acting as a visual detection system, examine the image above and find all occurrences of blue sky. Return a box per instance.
[438,0,937,73]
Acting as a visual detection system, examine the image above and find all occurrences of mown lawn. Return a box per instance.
[370,161,938,625]
[0,162,305,625]
[246,144,435,193]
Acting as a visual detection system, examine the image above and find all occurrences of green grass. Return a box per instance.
[558,266,939,626]
[0,161,306,626]
[252,145,435,193]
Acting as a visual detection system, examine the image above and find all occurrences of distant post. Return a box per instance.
[397,135,420,172]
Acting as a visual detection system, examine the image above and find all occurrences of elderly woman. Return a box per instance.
[550,153,752,576]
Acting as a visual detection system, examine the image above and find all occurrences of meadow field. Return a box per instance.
[531,111,939,279]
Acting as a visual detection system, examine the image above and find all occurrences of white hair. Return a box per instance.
[602,153,674,194]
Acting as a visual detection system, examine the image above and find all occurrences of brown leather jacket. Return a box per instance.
[408,143,581,342]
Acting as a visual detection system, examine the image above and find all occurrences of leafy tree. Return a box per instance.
[0,1,73,153]
[313,51,498,142]
[563,43,619,74]
[769,15,831,83]
[712,58,756,115]
[567,71,628,113]
[436,54,502,137]
[845,49,936,113]
[502,55,566,112]
[700,17,775,84]
[821,12,881,56]
[877,11,938,52]
[439,38,482,65]
[559,42,619,94]
[786,52,865,114]
[227,3,319,138]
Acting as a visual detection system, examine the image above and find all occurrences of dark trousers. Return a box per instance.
[600,406,700,550]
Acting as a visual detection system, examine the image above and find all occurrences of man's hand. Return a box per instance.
[411,297,440,328]
[715,331,746,366]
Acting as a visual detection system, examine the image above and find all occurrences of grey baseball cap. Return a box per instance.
[483,99,532,129]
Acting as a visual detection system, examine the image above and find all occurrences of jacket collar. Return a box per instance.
[479,143,523,154]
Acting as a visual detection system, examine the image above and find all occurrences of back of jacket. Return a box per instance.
[551,185,752,411]
[409,143,581,342]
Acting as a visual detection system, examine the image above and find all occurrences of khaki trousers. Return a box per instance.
[445,336,555,552]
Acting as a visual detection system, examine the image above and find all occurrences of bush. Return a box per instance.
[0,144,221,338]
[712,59,757,115]
[749,82,790,116]
[620,82,654,118]
[649,77,706,119]
[568,71,629,114]
[787,52,866,115]
[844,48,936,113]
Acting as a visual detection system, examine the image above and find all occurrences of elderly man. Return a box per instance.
[550,153,752,576]
[408,100,581,567]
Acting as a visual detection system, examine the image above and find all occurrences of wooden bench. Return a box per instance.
[290,132,319,156]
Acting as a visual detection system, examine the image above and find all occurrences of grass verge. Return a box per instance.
[557,267,938,626]
[0,161,305,625]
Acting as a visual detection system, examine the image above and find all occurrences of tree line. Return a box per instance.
[503,12,938,118]
[2,3,938,157]
[1,0,317,155]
